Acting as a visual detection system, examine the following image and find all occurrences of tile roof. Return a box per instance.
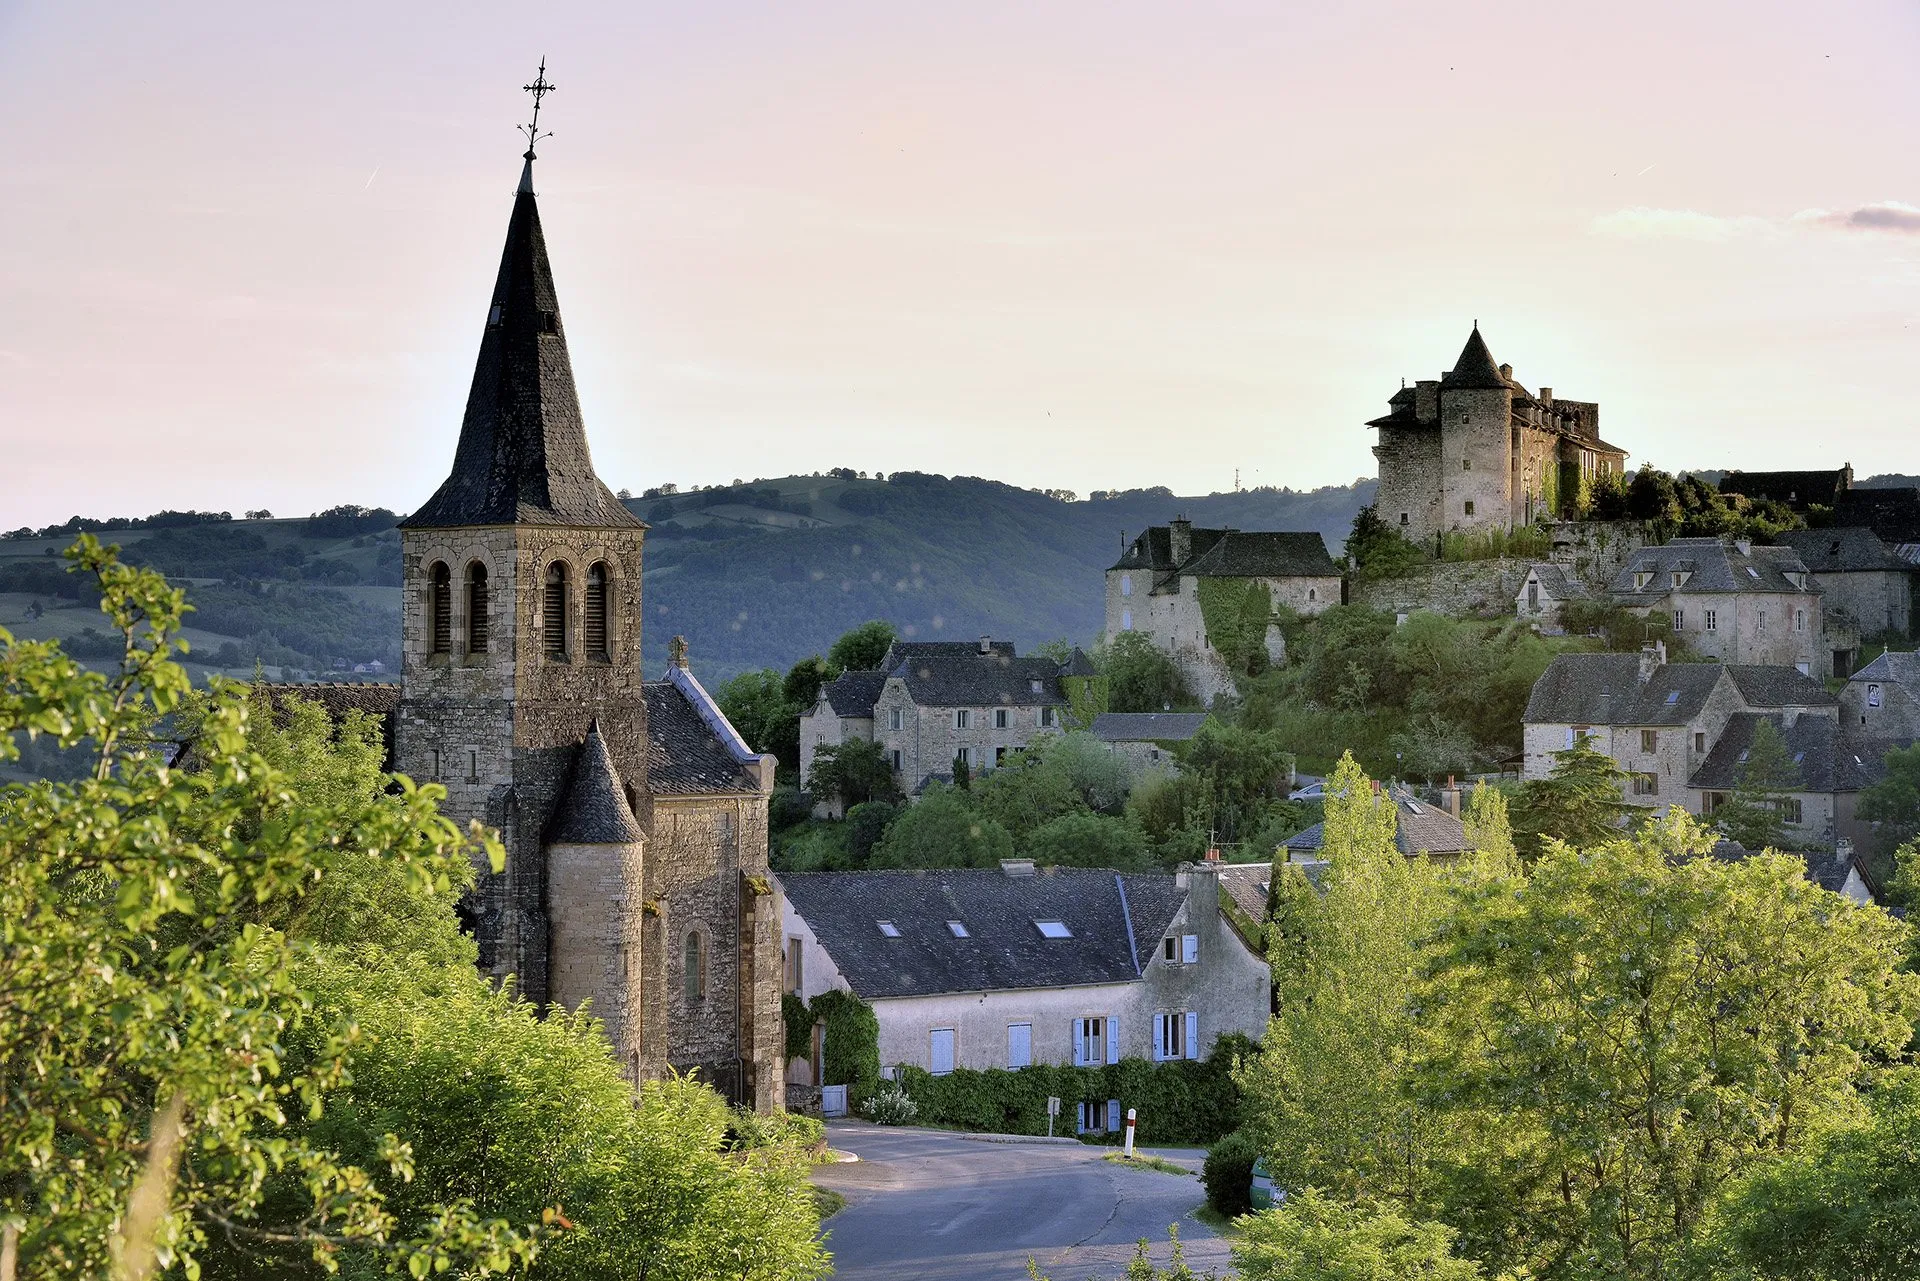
[778,867,1191,998]
[1776,527,1909,574]
[889,650,1068,709]
[1523,654,1726,726]
[1060,647,1100,678]
[1217,862,1272,924]
[1178,531,1340,579]
[1441,326,1509,389]
[1717,469,1852,509]
[821,670,888,718]
[1091,712,1210,743]
[1611,538,1818,598]
[1686,712,1881,793]
[644,676,761,795]
[1283,789,1474,857]
[402,167,640,530]
[547,721,647,843]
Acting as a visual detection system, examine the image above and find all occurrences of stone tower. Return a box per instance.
[1435,326,1515,535]
[395,143,657,1077]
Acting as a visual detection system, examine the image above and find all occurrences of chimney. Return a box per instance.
[668,634,690,670]
[1204,845,1221,862]
[1414,380,1439,422]
[999,859,1037,878]
[1734,538,1752,557]
[1442,775,1461,818]
[1498,363,1513,382]
[1169,516,1193,565]
[1539,386,1553,404]
[978,635,992,655]
[1639,640,1667,684]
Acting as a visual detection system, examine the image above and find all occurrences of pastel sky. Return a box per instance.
[2,0,1917,528]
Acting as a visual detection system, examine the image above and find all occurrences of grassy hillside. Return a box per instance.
[0,473,1373,700]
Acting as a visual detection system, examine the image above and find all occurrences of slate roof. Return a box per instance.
[1179,531,1340,579]
[1060,647,1099,678]
[1612,538,1818,598]
[1835,487,1920,544]
[1718,469,1852,510]
[1852,649,1920,690]
[886,640,1016,661]
[1724,666,1837,709]
[1687,713,1881,793]
[1283,789,1474,858]
[888,650,1068,708]
[644,680,761,795]
[1217,863,1272,924]
[1523,654,1726,726]
[547,721,647,843]
[1109,525,1335,577]
[402,158,641,530]
[778,867,1191,998]
[1441,326,1509,390]
[1520,563,1593,601]
[1706,840,1872,899]
[1091,712,1210,743]
[820,670,888,718]
[1776,527,1910,574]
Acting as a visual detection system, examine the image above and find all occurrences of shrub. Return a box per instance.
[860,1080,919,1125]
[1203,1129,1262,1218]
[727,1106,826,1156]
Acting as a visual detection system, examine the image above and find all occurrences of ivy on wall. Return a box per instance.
[892,1034,1252,1145]
[807,989,881,1102]
[1196,578,1275,678]
[1060,673,1111,731]
[782,992,813,1062]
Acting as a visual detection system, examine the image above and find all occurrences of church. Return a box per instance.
[378,80,783,1109]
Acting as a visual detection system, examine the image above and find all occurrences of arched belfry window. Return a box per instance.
[429,562,451,654]
[466,562,490,654]
[683,931,706,1003]
[585,562,610,659]
[543,562,568,658]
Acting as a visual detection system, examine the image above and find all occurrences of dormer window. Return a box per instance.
[1671,570,1689,588]
[1633,570,1653,590]
[1787,571,1807,589]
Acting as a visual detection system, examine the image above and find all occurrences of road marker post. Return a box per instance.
[1123,1107,1136,1158]
[1046,1095,1060,1138]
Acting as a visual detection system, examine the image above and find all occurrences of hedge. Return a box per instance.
[893,1033,1251,1145]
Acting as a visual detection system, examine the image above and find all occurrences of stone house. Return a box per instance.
[1610,538,1826,674]
[1514,562,1594,630]
[1776,527,1914,656]
[1718,467,1854,513]
[800,639,1095,814]
[376,141,782,1108]
[1090,711,1210,775]
[1843,650,1920,741]
[1522,644,1837,812]
[1105,519,1341,706]
[1367,325,1628,547]
[1686,711,1888,851]
[777,861,1269,1129]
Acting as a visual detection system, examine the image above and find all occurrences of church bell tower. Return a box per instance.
[395,64,655,1076]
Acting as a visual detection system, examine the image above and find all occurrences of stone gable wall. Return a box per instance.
[872,681,1061,793]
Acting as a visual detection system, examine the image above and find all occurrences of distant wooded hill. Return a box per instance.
[0,475,1374,689]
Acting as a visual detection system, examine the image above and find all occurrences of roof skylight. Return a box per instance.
[877,920,901,938]
[1034,920,1072,939]
[1666,691,1681,704]
[947,920,970,938]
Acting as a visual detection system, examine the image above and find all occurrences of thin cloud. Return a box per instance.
[1588,207,1773,242]
[1791,201,1920,234]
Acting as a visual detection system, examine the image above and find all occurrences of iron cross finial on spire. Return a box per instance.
[519,57,556,160]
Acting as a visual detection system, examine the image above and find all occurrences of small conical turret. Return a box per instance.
[1442,324,1508,390]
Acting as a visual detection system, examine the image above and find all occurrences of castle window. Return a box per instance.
[683,931,706,1003]
[1308,588,1317,602]
[1462,458,1472,471]
[543,562,569,658]
[1121,609,1132,631]
[429,562,452,654]
[1120,574,1132,598]
[1794,608,1807,632]
[585,562,611,659]
[466,562,490,653]
[1464,501,1475,517]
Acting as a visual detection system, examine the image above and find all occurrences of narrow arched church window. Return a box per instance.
[684,931,706,1003]
[585,562,610,659]
[429,562,451,654]
[543,562,568,658]
[467,562,490,653]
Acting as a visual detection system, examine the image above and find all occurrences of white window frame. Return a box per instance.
[1704,609,1718,632]
[954,709,971,730]
[1073,1016,1107,1067]
[995,708,1010,729]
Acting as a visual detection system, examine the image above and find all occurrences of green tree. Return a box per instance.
[827,619,896,671]
[1512,736,1628,856]
[870,787,1014,868]
[1237,754,1449,1208]
[1424,810,1919,1278]
[1459,780,1518,872]
[781,654,838,715]
[845,799,900,865]
[805,738,901,810]
[1696,1069,1920,1281]
[1859,742,1920,863]
[1233,1189,1482,1281]
[1023,812,1152,869]
[1101,631,1195,714]
[717,667,800,769]
[973,753,1087,842]
[0,538,531,1279]
[1712,718,1802,850]
[1387,712,1477,781]
[1344,505,1427,581]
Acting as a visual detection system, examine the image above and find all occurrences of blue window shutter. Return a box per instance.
[1184,1011,1199,1060]
[1105,1017,1119,1066]
[1107,1098,1122,1132]
[1071,1021,1085,1067]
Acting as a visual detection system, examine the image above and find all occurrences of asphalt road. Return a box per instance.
[813,1123,1228,1281]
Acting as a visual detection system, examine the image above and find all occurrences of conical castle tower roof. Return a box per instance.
[1441,325,1509,390]
[547,720,647,844]
[402,156,641,529]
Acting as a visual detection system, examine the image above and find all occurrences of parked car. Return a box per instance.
[1249,1157,1284,1211]
[1287,781,1326,802]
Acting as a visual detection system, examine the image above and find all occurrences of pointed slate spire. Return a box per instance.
[402,150,641,530]
[1443,324,1509,390]
[547,719,647,844]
